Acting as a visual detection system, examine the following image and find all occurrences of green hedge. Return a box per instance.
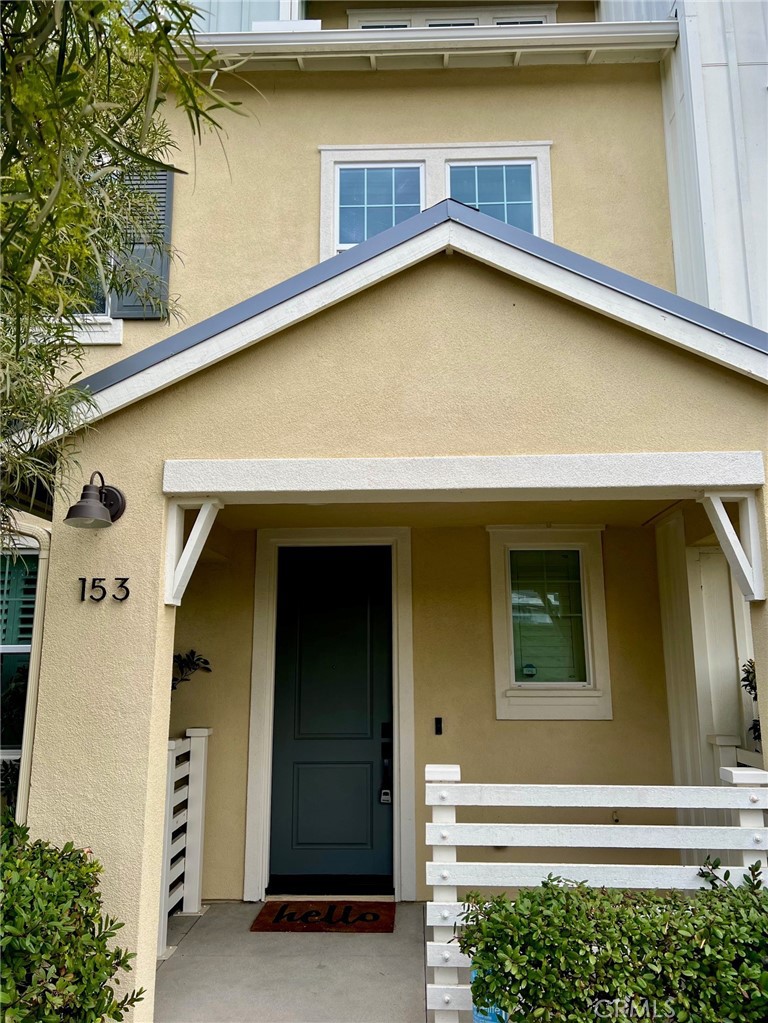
[1,814,143,1022]
[459,863,768,1023]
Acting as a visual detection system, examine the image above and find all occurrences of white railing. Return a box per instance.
[157,728,212,959]
[425,763,768,1022]
[709,732,764,772]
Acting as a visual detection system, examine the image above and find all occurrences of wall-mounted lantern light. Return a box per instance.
[64,471,126,529]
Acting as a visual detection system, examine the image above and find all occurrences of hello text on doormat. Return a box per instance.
[250,901,396,933]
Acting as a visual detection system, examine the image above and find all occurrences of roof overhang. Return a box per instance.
[77,200,768,427]
[195,21,678,72]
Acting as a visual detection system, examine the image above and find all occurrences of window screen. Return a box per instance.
[509,549,587,685]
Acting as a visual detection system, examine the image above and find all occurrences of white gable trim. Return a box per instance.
[85,224,451,424]
[162,452,765,504]
[447,223,768,382]
[83,220,766,428]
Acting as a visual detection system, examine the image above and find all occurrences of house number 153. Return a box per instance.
[78,577,130,602]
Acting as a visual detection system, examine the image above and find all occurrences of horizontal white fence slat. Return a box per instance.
[168,856,186,885]
[157,729,212,958]
[428,985,474,1013]
[425,903,464,927]
[167,880,184,913]
[426,822,767,850]
[427,861,723,889]
[426,782,768,809]
[426,763,768,1023]
[426,942,471,968]
[171,809,188,831]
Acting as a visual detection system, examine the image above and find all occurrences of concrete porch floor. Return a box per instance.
[154,902,427,1023]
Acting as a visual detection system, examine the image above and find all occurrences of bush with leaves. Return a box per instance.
[0,813,143,1021]
[458,863,768,1023]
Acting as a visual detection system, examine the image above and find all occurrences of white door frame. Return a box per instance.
[242,527,415,902]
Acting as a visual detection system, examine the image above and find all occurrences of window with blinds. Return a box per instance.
[1,553,38,750]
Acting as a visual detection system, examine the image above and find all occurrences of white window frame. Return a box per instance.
[488,527,613,721]
[73,309,124,346]
[320,141,553,259]
[347,6,558,29]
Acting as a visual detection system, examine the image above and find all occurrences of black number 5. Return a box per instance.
[89,578,107,602]
[112,578,130,602]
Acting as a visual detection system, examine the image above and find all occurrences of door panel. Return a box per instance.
[269,545,393,890]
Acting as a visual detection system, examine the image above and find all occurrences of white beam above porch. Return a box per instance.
[163,451,764,504]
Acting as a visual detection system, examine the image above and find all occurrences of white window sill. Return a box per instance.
[73,316,123,346]
[497,687,613,720]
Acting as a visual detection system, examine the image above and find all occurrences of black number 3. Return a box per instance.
[112,578,130,602]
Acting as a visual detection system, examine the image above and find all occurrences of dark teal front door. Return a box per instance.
[268,545,394,894]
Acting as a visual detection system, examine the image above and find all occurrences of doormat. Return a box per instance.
[250,901,396,933]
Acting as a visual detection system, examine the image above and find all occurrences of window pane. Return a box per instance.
[339,206,365,244]
[395,167,420,205]
[366,168,393,205]
[394,204,420,225]
[477,165,504,203]
[506,204,534,232]
[450,166,476,205]
[478,202,506,221]
[1,653,29,748]
[339,168,365,205]
[367,205,394,237]
[509,549,587,684]
[338,165,422,246]
[504,165,533,202]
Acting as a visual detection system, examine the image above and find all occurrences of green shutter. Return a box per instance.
[111,170,174,320]
[0,555,38,646]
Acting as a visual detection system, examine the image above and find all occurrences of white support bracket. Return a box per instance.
[165,499,223,606]
[700,491,765,601]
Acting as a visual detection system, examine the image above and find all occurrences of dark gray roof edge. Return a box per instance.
[445,200,768,355]
[81,199,767,396]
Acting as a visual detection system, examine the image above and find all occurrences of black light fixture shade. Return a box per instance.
[64,472,126,529]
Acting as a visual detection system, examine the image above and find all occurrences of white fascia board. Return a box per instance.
[163,452,765,503]
[195,20,678,60]
[448,224,768,383]
[85,224,451,425]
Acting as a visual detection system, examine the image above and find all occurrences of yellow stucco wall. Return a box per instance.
[99,256,767,457]
[28,254,766,1006]
[83,60,673,376]
[169,514,673,901]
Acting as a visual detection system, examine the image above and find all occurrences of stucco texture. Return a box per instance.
[28,252,766,1002]
[83,61,673,375]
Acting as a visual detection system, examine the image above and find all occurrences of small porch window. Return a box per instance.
[337,165,423,248]
[489,528,612,720]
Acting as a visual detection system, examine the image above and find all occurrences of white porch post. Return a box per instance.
[182,728,212,913]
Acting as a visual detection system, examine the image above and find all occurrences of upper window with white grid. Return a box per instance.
[320,142,552,259]
[338,165,423,248]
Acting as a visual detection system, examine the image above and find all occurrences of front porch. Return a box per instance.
[155,901,427,1023]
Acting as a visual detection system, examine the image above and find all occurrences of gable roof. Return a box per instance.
[80,199,768,421]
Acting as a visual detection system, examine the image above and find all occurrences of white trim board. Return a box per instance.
[163,452,765,504]
[242,528,416,902]
[81,218,767,431]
